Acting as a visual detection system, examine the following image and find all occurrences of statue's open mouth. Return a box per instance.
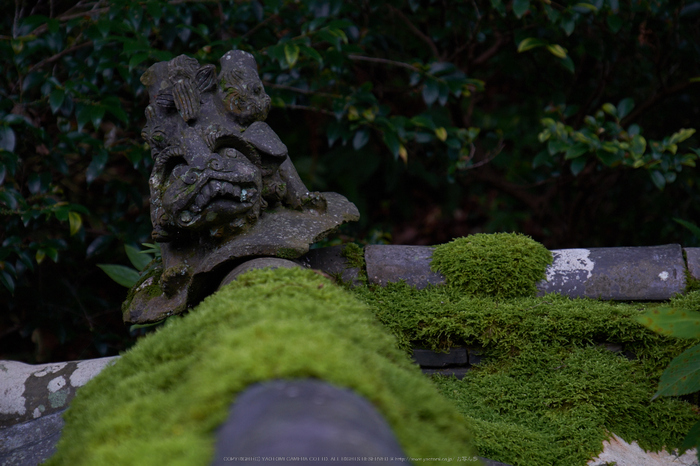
[189,179,257,214]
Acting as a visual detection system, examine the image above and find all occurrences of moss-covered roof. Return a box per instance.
[47,267,478,466]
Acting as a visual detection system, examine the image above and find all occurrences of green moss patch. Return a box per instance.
[431,233,552,298]
[47,268,478,466]
[353,282,700,465]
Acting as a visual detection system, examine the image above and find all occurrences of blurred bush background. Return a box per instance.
[1,0,699,362]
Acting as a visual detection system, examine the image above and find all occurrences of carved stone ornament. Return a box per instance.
[123,50,359,324]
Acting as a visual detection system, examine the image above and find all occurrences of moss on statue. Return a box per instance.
[431,233,552,298]
[47,268,478,466]
[353,281,700,465]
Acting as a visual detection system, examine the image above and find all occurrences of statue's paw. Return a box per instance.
[301,192,327,213]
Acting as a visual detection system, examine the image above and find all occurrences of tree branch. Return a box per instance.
[621,80,696,127]
[27,40,93,74]
[348,54,421,72]
[472,33,508,67]
[386,4,440,58]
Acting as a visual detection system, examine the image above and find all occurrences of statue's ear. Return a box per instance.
[140,62,169,103]
[196,65,216,92]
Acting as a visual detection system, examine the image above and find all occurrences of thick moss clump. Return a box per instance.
[47,268,478,466]
[431,233,552,298]
[353,283,700,465]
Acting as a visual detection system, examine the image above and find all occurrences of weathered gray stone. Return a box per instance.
[0,357,117,429]
[0,410,64,466]
[124,50,359,324]
[537,245,686,300]
[467,347,484,366]
[412,348,468,368]
[300,245,362,286]
[218,257,301,289]
[686,248,700,281]
[211,380,408,465]
[420,368,471,380]
[365,245,445,289]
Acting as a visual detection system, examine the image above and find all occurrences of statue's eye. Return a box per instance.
[157,148,187,180]
[253,86,261,95]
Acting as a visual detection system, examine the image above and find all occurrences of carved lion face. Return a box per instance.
[141,51,273,242]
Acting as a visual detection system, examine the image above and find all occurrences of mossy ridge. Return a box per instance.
[431,233,553,299]
[47,267,478,466]
[352,281,700,465]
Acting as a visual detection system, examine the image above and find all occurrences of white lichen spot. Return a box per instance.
[588,432,698,466]
[33,407,41,418]
[33,363,67,378]
[69,356,119,388]
[135,277,154,293]
[48,376,66,393]
[658,271,669,281]
[546,249,595,282]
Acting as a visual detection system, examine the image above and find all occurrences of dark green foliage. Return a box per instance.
[1,0,699,361]
[352,284,700,464]
[636,291,700,452]
[46,268,477,466]
[431,233,552,298]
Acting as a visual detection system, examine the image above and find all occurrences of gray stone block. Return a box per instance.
[0,410,64,466]
[300,245,362,286]
[467,347,484,366]
[412,348,468,368]
[211,379,407,465]
[218,257,301,289]
[537,244,686,300]
[421,368,471,380]
[0,357,117,428]
[686,248,700,281]
[365,245,445,289]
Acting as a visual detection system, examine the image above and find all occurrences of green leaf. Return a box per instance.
[0,126,16,152]
[86,151,108,184]
[630,134,646,156]
[97,264,140,288]
[560,15,576,35]
[669,128,696,145]
[129,52,149,69]
[532,151,552,168]
[284,43,300,67]
[546,44,567,58]
[607,15,623,33]
[673,218,700,240]
[382,131,400,158]
[512,0,530,18]
[49,89,65,114]
[653,343,700,399]
[650,170,666,190]
[103,96,128,123]
[636,307,700,339]
[352,128,370,150]
[559,56,575,73]
[681,421,700,453]
[570,157,586,175]
[125,244,152,271]
[411,114,436,130]
[565,143,589,159]
[299,45,322,63]
[76,105,91,131]
[601,103,617,118]
[422,79,439,106]
[574,3,598,12]
[0,271,14,294]
[68,211,82,236]
[517,38,546,52]
[617,98,634,119]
